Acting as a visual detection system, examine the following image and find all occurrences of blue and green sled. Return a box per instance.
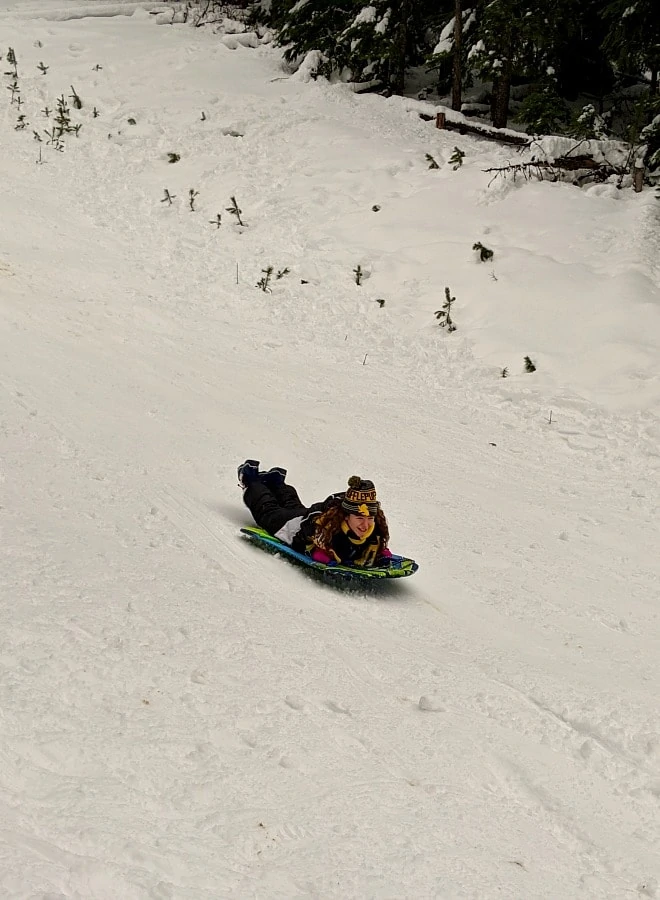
[240,526,418,581]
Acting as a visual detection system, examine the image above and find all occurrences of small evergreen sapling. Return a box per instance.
[209,214,222,229]
[167,152,181,163]
[426,153,440,169]
[473,241,494,262]
[54,95,71,137]
[435,287,457,332]
[37,62,49,75]
[45,130,64,151]
[226,196,245,226]
[524,356,537,372]
[276,268,290,279]
[188,189,199,211]
[256,266,274,292]
[449,147,465,170]
[5,47,18,78]
[570,103,609,140]
[69,85,82,109]
[501,367,508,378]
[354,264,364,285]
[161,189,176,205]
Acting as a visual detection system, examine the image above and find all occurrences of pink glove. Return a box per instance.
[311,547,334,564]
[380,548,392,558]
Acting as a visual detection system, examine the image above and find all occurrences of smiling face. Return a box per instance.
[346,513,375,537]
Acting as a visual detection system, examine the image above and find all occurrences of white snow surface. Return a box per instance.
[1,5,660,900]
[0,0,168,20]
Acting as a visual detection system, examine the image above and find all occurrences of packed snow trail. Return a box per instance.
[1,7,659,899]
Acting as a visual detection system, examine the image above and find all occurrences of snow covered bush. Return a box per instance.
[570,104,610,141]
[267,1,435,94]
[276,2,354,79]
[185,1,254,27]
[640,109,660,181]
[289,49,325,82]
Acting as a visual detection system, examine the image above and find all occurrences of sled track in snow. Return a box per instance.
[153,487,261,591]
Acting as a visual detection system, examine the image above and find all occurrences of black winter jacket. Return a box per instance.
[291,494,387,567]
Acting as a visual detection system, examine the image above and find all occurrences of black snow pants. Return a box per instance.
[243,481,309,536]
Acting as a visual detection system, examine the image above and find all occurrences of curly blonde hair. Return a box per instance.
[313,499,389,552]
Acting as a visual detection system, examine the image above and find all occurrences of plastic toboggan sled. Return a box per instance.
[240,526,418,580]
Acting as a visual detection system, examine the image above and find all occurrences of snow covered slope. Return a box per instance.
[1,6,659,899]
[0,1,168,20]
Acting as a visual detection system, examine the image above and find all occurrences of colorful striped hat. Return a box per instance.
[342,476,379,515]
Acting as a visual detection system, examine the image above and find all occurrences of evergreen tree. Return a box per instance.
[248,0,293,28]
[259,0,658,156]
[639,97,660,178]
[272,0,437,93]
[466,0,578,128]
[276,1,356,76]
[427,3,476,109]
[451,0,463,110]
[604,0,660,95]
[340,1,432,92]
[559,0,614,107]
[341,3,397,87]
[516,80,569,133]
[604,0,660,174]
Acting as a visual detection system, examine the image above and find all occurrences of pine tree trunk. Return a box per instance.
[491,70,512,128]
[490,31,513,129]
[392,0,410,95]
[451,0,462,111]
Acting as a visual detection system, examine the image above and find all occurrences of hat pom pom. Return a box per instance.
[347,475,362,489]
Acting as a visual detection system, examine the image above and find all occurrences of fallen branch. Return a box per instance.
[418,106,634,186]
[483,156,625,187]
[422,110,530,146]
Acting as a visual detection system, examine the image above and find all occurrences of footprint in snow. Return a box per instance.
[325,700,351,715]
[284,696,305,711]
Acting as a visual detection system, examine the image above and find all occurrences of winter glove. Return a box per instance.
[311,547,334,565]
[376,548,393,567]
